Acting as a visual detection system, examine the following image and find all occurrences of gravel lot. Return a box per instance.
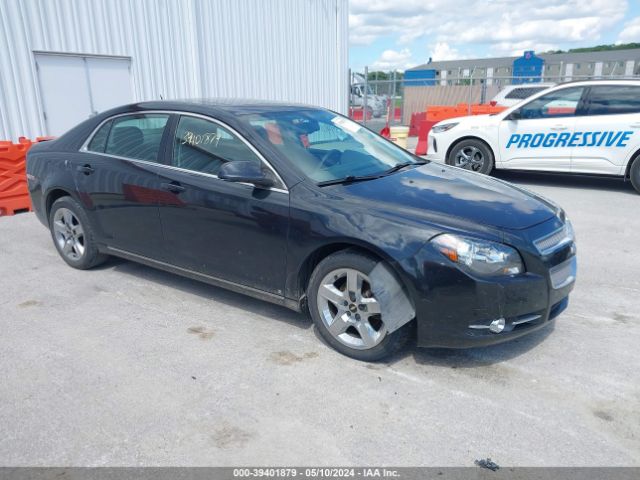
[1,172,639,467]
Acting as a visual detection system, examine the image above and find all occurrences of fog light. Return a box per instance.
[489,318,506,333]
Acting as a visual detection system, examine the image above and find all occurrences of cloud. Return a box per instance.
[348,14,390,45]
[349,0,438,46]
[617,16,640,43]
[349,0,627,58]
[429,42,460,61]
[490,41,560,57]
[371,48,415,70]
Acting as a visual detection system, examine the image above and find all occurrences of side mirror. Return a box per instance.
[505,110,521,121]
[218,161,275,187]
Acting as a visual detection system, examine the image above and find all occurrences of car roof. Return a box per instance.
[553,79,640,87]
[135,98,321,116]
[503,83,555,89]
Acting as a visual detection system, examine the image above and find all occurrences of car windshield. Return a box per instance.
[240,109,421,183]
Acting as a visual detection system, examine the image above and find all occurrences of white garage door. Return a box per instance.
[35,54,132,136]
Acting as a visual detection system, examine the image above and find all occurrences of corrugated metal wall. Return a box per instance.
[0,0,348,141]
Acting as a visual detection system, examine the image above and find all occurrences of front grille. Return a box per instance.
[534,224,573,255]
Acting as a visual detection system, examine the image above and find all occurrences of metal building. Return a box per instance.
[0,0,349,141]
[408,48,640,85]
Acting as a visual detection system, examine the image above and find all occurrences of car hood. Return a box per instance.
[328,163,557,231]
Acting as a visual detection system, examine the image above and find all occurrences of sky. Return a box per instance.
[349,0,640,72]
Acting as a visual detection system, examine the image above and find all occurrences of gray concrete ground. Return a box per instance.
[1,173,639,467]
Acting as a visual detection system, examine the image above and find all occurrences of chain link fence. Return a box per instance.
[349,68,640,133]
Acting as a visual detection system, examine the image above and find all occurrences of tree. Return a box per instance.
[541,43,640,54]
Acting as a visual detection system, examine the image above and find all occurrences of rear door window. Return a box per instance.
[104,114,170,162]
[586,85,640,116]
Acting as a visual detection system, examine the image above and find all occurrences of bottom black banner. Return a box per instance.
[0,468,639,480]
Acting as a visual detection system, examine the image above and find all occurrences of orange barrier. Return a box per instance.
[349,107,372,121]
[409,112,427,137]
[392,106,401,122]
[0,137,53,216]
[413,103,508,155]
[414,120,438,156]
[423,103,507,123]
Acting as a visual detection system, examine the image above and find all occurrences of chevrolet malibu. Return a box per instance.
[26,100,577,361]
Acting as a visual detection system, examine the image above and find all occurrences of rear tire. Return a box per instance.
[307,249,413,362]
[49,196,108,270]
[630,156,640,194]
[447,138,494,175]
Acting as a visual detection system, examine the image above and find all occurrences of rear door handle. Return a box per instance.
[160,182,186,193]
[550,125,568,131]
[630,123,640,129]
[77,164,94,175]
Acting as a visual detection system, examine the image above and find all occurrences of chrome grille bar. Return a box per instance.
[534,224,573,255]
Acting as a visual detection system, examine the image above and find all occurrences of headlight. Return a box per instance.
[557,210,575,241]
[565,217,575,241]
[431,234,524,276]
[431,122,459,133]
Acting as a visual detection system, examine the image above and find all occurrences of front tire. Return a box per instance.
[447,138,494,174]
[307,250,413,362]
[49,196,108,270]
[630,156,640,194]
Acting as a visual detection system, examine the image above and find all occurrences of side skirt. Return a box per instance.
[103,246,302,312]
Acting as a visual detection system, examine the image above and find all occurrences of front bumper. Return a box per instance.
[397,220,576,348]
[425,133,445,162]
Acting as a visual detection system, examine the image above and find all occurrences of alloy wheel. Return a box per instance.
[454,146,485,171]
[316,268,387,350]
[52,208,86,261]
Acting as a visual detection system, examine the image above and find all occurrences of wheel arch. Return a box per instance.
[625,148,640,179]
[45,187,75,219]
[295,240,413,311]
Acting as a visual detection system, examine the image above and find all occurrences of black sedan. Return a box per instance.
[26,100,576,361]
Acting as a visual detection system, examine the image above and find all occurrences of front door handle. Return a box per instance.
[630,123,640,129]
[161,182,186,193]
[77,164,94,175]
[550,125,568,131]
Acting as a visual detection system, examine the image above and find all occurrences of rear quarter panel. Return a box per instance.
[27,140,85,227]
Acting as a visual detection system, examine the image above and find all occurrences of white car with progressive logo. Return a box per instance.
[426,80,640,193]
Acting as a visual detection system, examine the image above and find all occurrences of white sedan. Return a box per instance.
[490,82,555,107]
[426,80,640,193]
